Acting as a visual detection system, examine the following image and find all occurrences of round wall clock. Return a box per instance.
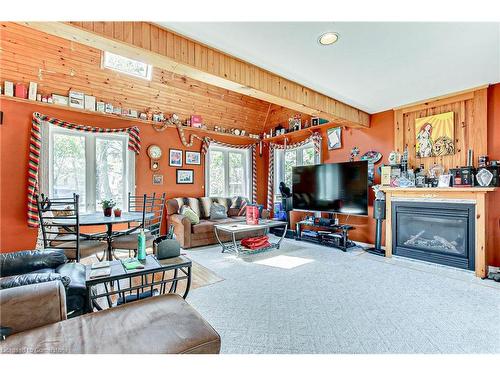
[147,144,162,171]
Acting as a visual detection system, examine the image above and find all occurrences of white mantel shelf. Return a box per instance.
[382,186,497,278]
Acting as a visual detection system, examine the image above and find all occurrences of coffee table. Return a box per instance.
[214,220,288,255]
[85,255,191,312]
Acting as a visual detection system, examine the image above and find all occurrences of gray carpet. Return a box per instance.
[184,239,500,354]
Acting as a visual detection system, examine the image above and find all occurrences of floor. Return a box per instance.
[183,238,500,354]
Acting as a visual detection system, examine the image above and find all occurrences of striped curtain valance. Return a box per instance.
[27,112,141,227]
[266,132,322,211]
[203,139,258,204]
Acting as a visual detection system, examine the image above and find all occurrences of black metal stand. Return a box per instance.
[295,220,356,252]
[365,217,386,256]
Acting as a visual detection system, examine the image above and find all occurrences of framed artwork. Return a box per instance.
[69,91,85,109]
[176,169,194,184]
[327,127,342,150]
[311,117,320,126]
[415,111,455,157]
[52,94,69,106]
[169,149,183,167]
[152,174,163,185]
[185,151,201,165]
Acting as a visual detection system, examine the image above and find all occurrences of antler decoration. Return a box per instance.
[152,114,208,148]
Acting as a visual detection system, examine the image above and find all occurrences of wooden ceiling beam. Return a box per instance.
[20,21,370,128]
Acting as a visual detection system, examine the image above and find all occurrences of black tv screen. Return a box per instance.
[292,160,368,216]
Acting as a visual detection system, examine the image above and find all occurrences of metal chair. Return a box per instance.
[36,194,108,262]
[111,193,166,258]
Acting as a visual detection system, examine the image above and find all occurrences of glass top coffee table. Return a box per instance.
[214,220,288,255]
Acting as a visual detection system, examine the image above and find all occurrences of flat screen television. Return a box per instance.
[292,160,368,216]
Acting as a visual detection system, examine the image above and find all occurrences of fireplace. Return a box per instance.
[392,201,475,270]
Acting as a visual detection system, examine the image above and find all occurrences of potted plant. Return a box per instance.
[113,207,122,217]
[101,199,116,217]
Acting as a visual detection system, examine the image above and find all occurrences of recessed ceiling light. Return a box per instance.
[318,32,339,46]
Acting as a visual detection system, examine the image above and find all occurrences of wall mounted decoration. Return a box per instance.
[415,111,455,158]
[152,174,164,185]
[185,151,201,165]
[176,169,194,184]
[169,149,183,167]
[327,127,342,150]
[148,144,162,171]
[349,146,360,162]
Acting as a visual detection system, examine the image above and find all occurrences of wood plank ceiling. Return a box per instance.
[19,21,370,128]
[0,22,271,134]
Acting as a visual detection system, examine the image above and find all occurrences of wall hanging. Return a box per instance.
[415,111,455,157]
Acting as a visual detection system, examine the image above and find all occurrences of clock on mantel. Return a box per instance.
[147,144,162,171]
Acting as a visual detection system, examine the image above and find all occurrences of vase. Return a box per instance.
[103,207,112,217]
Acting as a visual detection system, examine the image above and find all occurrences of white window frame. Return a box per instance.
[205,145,251,199]
[102,51,153,81]
[44,124,135,212]
[274,142,320,199]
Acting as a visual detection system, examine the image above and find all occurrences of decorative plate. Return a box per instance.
[361,151,382,164]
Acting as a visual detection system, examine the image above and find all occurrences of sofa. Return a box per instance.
[167,196,269,249]
[0,280,221,354]
[0,250,87,317]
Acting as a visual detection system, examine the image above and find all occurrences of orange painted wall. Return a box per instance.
[281,111,394,245]
[0,99,267,252]
[487,84,500,266]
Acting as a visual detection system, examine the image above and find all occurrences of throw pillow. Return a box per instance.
[238,199,248,216]
[210,203,228,220]
[180,206,200,225]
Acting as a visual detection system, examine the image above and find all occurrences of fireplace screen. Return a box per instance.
[397,214,466,256]
[392,202,475,270]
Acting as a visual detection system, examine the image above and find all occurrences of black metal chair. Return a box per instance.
[111,193,166,257]
[36,194,108,263]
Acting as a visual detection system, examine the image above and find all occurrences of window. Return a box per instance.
[103,51,153,80]
[206,146,251,198]
[47,126,135,212]
[274,142,319,199]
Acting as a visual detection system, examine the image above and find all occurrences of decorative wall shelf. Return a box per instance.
[262,122,334,143]
[0,95,256,142]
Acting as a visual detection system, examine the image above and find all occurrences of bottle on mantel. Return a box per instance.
[415,163,427,187]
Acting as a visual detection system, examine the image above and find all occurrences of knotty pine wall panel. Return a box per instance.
[0,22,270,133]
[65,21,369,127]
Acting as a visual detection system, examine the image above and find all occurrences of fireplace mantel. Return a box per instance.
[381,187,497,277]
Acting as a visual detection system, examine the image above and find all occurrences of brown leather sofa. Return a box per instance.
[167,197,269,249]
[0,281,220,354]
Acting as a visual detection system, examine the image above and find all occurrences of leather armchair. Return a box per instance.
[0,281,221,354]
[0,250,87,317]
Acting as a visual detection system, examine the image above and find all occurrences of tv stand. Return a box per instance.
[295,220,356,252]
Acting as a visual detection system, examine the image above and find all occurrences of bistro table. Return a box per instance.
[55,212,154,261]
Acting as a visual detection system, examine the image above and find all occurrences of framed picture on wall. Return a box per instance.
[185,151,201,165]
[327,127,342,150]
[169,149,183,167]
[176,169,194,184]
[152,174,164,185]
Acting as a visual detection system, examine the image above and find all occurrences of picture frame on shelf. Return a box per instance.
[185,151,201,165]
[311,117,320,126]
[4,81,14,97]
[176,169,194,184]
[52,94,69,106]
[169,149,183,167]
[28,82,37,101]
[96,101,106,113]
[69,91,85,109]
[84,95,96,111]
[438,174,452,187]
[152,174,164,185]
